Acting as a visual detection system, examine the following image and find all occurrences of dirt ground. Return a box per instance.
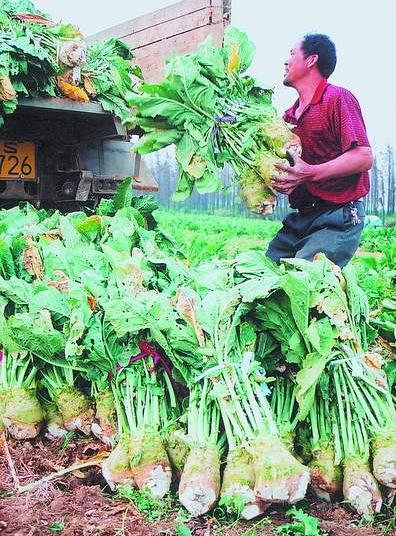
[0,437,392,536]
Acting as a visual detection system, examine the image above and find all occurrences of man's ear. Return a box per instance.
[307,54,319,68]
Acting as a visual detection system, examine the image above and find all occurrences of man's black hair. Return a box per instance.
[301,34,337,78]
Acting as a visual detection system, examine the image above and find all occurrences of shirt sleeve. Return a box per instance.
[331,89,371,153]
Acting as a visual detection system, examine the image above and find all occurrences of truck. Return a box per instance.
[0,0,231,210]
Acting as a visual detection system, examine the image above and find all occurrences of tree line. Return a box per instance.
[145,145,395,220]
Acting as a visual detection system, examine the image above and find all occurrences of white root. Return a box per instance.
[252,436,310,504]
[179,447,221,517]
[343,459,383,518]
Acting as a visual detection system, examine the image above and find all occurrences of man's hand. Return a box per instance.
[270,156,316,195]
[270,146,373,195]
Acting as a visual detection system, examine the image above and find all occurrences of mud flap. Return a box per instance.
[75,170,93,201]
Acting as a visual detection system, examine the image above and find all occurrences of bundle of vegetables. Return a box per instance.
[270,375,299,453]
[0,0,141,126]
[193,288,310,518]
[102,361,178,499]
[178,380,224,516]
[0,0,58,124]
[306,393,342,503]
[1,188,395,521]
[354,239,396,360]
[83,38,142,129]
[0,349,43,439]
[234,252,396,518]
[40,365,94,435]
[130,27,301,214]
[370,298,396,349]
[0,181,189,439]
[96,287,211,498]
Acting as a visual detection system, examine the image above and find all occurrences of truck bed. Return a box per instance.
[18,97,112,116]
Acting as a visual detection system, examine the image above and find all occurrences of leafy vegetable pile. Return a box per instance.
[131,27,301,214]
[0,186,395,521]
[0,0,141,128]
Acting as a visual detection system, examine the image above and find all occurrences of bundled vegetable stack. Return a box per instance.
[0,0,141,128]
[0,188,395,521]
[232,252,396,518]
[131,27,301,214]
[0,181,188,440]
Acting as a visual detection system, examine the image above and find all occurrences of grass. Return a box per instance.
[57,431,75,451]
[371,504,396,536]
[115,485,179,522]
[157,210,394,260]
[274,508,327,536]
[360,226,396,253]
[49,521,65,533]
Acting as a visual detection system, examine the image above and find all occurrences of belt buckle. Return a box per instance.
[298,202,315,214]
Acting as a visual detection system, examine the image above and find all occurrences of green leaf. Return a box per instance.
[7,311,65,362]
[223,26,256,73]
[176,524,193,536]
[234,250,280,278]
[196,38,226,79]
[296,353,329,419]
[104,296,149,337]
[130,94,199,126]
[172,170,194,202]
[0,239,15,279]
[238,275,280,303]
[176,132,197,171]
[0,275,32,305]
[281,271,310,337]
[132,129,182,154]
[75,215,102,242]
[195,168,221,194]
[113,177,133,211]
[305,317,336,355]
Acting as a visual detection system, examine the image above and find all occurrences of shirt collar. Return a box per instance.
[310,78,328,104]
[283,79,329,123]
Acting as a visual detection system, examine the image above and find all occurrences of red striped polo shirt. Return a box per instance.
[283,80,371,208]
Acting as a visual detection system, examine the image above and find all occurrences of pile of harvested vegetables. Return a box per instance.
[0,1,395,527]
[0,0,141,128]
[0,182,395,522]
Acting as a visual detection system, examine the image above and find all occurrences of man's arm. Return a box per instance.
[271,146,373,195]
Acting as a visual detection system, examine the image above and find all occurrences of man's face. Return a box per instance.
[283,41,311,87]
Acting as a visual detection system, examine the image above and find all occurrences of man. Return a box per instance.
[266,34,372,267]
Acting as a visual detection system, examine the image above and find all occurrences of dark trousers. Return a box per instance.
[266,200,365,268]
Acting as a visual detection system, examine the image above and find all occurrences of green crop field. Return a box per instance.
[156,211,282,265]
[157,209,396,340]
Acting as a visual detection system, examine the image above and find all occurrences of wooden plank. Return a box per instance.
[88,0,213,43]
[86,0,230,83]
[131,23,225,82]
[132,22,225,57]
[129,9,211,50]
[130,0,212,34]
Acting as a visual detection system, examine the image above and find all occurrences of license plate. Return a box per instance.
[0,141,36,181]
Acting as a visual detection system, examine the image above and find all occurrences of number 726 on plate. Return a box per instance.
[0,141,36,181]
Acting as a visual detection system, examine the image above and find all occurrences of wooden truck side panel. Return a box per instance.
[88,0,231,82]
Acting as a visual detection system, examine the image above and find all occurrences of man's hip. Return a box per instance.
[266,200,365,267]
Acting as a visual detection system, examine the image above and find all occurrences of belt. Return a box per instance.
[296,198,363,215]
[296,200,340,214]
